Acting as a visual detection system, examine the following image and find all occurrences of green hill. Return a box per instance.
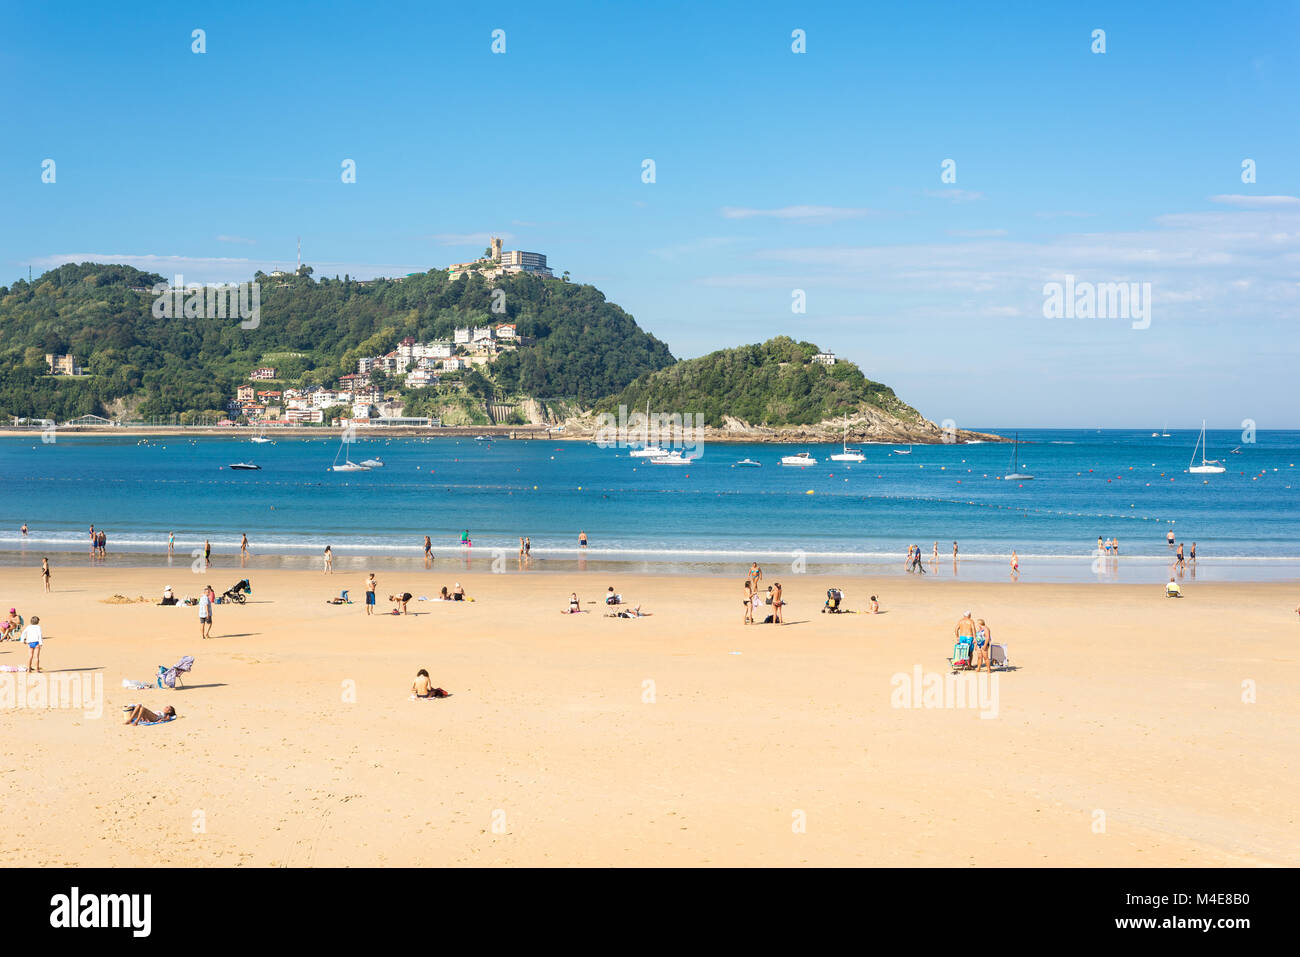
[598,336,928,428]
[0,263,674,421]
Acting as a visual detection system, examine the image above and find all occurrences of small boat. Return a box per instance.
[1004,433,1033,480]
[780,452,818,467]
[331,433,370,472]
[228,462,261,471]
[251,424,272,444]
[1230,446,1243,455]
[475,435,489,441]
[892,445,912,455]
[829,415,865,462]
[649,451,695,465]
[629,445,668,458]
[1188,421,1225,474]
[735,458,762,467]
[359,458,384,468]
[1150,432,1160,438]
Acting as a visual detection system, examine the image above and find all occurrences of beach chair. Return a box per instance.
[990,643,1009,670]
[948,639,973,673]
[157,655,195,689]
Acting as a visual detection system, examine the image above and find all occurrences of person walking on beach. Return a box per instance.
[23,615,43,673]
[203,538,212,568]
[932,541,939,563]
[20,523,28,537]
[41,557,51,593]
[772,581,784,625]
[748,561,762,593]
[323,545,333,574]
[524,537,531,558]
[240,533,249,560]
[952,541,959,561]
[424,536,433,566]
[461,530,471,547]
[1190,542,1197,563]
[579,530,588,548]
[168,531,175,555]
[365,573,377,615]
[89,525,95,554]
[518,537,526,559]
[199,588,213,640]
[1175,542,1185,569]
[1167,528,1176,547]
[743,579,753,624]
[1010,550,1020,579]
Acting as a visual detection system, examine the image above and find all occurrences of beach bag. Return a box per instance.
[431,688,449,698]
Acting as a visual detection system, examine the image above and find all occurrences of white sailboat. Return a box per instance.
[251,421,271,444]
[627,399,667,457]
[331,433,370,472]
[1188,421,1225,474]
[829,415,865,462]
[1004,433,1033,480]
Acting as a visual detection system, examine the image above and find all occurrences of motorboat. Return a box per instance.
[359,458,384,468]
[780,452,818,467]
[734,458,762,467]
[228,462,261,471]
[629,446,668,458]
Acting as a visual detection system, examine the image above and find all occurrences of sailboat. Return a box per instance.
[1161,424,1171,438]
[1188,421,1225,474]
[627,399,667,457]
[331,432,370,472]
[829,415,865,462]
[1004,433,1033,480]
[250,422,271,444]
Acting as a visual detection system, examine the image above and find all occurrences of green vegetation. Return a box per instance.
[0,263,674,420]
[599,336,926,427]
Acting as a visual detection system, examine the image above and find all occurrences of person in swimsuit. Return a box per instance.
[41,557,51,593]
[524,537,531,557]
[1175,543,1185,568]
[323,545,333,574]
[1113,537,1119,555]
[89,525,95,553]
[203,539,211,566]
[461,530,470,546]
[1190,542,1196,563]
[389,592,412,614]
[954,610,977,663]
[1167,529,1176,547]
[365,574,377,615]
[20,523,28,537]
[743,580,753,624]
[124,703,176,725]
[567,592,580,613]
[748,561,762,593]
[869,595,879,614]
[168,531,175,555]
[519,537,526,559]
[424,536,433,565]
[952,541,959,561]
[412,669,436,698]
[438,586,451,601]
[240,533,249,559]
[198,590,212,639]
[973,619,993,673]
[453,582,466,601]
[772,581,784,625]
[1010,550,1019,578]
[578,530,588,548]
[0,608,18,640]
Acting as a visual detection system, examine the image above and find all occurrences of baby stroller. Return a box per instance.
[222,578,252,604]
[822,588,844,614]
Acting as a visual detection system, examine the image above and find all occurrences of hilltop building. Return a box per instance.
[447,236,555,280]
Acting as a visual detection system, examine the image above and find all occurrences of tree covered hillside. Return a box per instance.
[0,263,674,420]
[599,336,927,428]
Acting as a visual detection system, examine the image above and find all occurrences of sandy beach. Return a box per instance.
[1,564,1295,867]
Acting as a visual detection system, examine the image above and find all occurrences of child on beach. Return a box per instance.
[23,615,43,672]
[869,595,879,614]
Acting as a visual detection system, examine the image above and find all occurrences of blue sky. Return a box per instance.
[3,0,1298,427]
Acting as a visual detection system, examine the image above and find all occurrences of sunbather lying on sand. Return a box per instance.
[604,605,650,618]
[123,703,177,725]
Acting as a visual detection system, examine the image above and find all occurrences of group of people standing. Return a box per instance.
[88,525,107,556]
[742,562,784,625]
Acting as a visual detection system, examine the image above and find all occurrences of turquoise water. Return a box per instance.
[1,429,1297,582]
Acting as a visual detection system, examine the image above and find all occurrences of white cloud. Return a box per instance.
[1208,194,1300,209]
[216,235,257,245]
[720,205,876,222]
[924,189,984,203]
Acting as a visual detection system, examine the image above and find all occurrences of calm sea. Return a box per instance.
[1,429,1296,583]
